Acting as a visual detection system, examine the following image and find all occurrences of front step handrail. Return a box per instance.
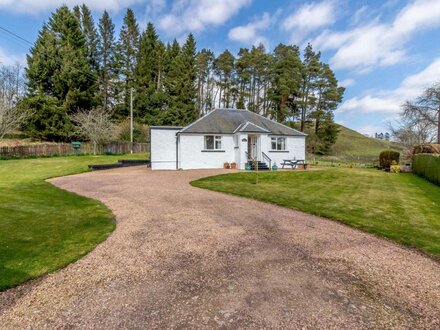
[262,152,272,170]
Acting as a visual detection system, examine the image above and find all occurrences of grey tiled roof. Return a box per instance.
[180,109,306,136]
[234,121,270,133]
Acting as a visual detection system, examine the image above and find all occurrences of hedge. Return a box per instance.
[412,154,440,186]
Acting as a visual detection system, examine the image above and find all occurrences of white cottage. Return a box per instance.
[150,108,306,170]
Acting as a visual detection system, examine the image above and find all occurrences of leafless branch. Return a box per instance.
[71,107,115,154]
[391,82,440,145]
[0,101,30,139]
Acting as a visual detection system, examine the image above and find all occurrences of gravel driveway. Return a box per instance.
[1,167,439,329]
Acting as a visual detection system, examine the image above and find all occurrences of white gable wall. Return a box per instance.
[150,128,179,170]
[179,134,235,170]
[260,135,306,167]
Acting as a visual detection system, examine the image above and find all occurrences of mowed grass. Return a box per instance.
[0,153,148,291]
[192,168,440,258]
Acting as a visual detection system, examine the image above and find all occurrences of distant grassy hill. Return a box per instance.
[314,125,404,163]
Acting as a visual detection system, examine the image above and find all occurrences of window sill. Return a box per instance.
[201,150,226,152]
[268,150,289,153]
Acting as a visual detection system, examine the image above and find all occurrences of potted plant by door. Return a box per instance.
[223,162,230,169]
[230,162,237,169]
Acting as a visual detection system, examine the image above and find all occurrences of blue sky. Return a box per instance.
[0,0,440,135]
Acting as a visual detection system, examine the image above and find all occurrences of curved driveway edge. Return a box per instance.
[1,167,439,328]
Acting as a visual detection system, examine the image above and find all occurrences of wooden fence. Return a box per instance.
[0,142,150,158]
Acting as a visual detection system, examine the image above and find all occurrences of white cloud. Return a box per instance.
[312,0,440,72]
[158,0,251,36]
[0,0,144,13]
[144,0,166,18]
[281,1,336,41]
[358,125,384,136]
[339,78,355,87]
[228,12,270,47]
[0,48,26,66]
[338,57,440,115]
[350,5,369,26]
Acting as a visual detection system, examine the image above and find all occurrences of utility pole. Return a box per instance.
[130,88,133,154]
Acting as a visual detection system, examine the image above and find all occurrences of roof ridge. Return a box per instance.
[241,121,270,133]
[242,108,307,136]
[232,121,247,133]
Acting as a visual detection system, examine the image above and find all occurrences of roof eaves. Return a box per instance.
[150,126,183,130]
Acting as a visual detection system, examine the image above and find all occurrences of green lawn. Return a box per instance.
[0,153,148,291]
[192,168,440,258]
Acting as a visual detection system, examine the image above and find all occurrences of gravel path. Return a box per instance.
[1,167,439,329]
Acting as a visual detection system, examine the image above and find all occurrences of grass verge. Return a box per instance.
[191,168,440,258]
[0,153,148,291]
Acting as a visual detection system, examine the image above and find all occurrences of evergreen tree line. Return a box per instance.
[22,5,344,153]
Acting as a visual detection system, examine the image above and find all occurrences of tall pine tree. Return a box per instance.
[133,22,165,124]
[97,10,116,110]
[195,49,215,115]
[75,4,99,74]
[115,9,139,118]
[164,34,197,125]
[297,44,321,132]
[270,44,302,122]
[214,50,235,108]
[25,5,95,140]
[310,63,344,154]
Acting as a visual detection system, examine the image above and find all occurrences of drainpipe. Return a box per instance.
[176,132,179,170]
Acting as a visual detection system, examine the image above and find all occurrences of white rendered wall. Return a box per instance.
[179,134,236,169]
[238,133,248,170]
[260,135,306,167]
[150,128,179,170]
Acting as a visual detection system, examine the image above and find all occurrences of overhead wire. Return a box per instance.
[0,25,100,83]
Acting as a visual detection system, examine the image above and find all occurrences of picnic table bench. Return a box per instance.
[281,159,308,170]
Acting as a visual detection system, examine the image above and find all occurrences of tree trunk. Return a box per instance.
[300,112,305,132]
[93,141,97,155]
[103,78,108,110]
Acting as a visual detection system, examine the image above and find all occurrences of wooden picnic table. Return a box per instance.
[281,159,308,170]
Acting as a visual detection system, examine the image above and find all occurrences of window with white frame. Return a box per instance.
[204,135,222,150]
[271,137,286,151]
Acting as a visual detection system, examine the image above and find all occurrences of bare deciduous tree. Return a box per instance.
[0,64,25,107]
[71,107,115,155]
[0,101,30,139]
[0,64,28,139]
[390,82,440,145]
[388,115,436,146]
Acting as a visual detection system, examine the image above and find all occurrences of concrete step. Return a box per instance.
[88,163,124,171]
[89,159,151,171]
[118,159,151,166]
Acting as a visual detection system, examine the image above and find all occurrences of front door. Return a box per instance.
[247,135,258,160]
